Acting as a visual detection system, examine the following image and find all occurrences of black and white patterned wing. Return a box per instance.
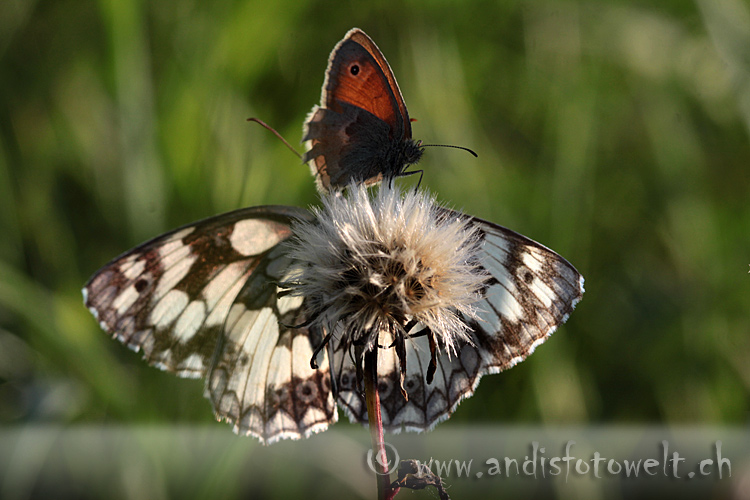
[333,214,584,430]
[83,206,337,443]
[206,244,337,443]
[462,215,584,371]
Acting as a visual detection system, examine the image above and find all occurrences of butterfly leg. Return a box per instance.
[426,330,438,385]
[327,338,339,398]
[395,168,424,190]
[310,328,333,369]
[385,318,422,347]
[278,301,321,329]
[280,314,316,329]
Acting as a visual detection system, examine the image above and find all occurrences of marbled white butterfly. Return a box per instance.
[83,196,583,444]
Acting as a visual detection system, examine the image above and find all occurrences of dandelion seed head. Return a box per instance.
[286,184,486,358]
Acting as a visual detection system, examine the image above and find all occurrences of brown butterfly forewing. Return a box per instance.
[302,28,423,193]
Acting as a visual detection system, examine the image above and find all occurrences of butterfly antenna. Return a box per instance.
[420,144,478,157]
[247,117,302,160]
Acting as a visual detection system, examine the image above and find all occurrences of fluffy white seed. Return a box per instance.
[286,183,486,358]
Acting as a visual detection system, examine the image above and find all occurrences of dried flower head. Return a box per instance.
[285,184,486,391]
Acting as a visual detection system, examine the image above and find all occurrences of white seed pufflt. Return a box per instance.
[285,184,487,395]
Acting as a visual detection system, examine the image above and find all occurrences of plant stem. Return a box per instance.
[363,348,399,500]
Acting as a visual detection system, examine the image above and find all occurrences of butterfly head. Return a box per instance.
[401,138,425,169]
[385,137,424,181]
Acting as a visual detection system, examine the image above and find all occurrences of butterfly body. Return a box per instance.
[303,28,424,192]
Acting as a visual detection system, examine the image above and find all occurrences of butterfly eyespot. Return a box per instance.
[134,278,149,292]
[377,378,391,392]
[349,64,360,76]
[296,381,318,403]
[340,372,352,388]
[522,270,534,284]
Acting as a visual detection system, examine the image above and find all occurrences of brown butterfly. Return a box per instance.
[302,28,424,193]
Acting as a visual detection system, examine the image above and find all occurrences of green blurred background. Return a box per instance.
[1,0,749,498]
